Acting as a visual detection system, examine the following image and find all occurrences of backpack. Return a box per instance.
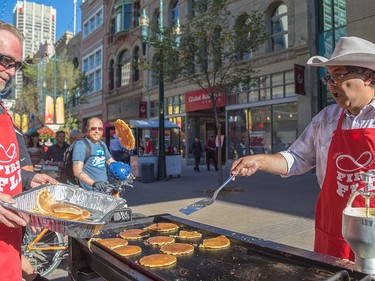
[63,137,106,185]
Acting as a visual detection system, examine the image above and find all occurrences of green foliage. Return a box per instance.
[16,49,83,124]
[143,0,266,94]
[142,0,267,183]
[59,112,80,131]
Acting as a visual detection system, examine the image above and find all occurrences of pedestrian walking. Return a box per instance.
[190,137,203,172]
[205,134,218,171]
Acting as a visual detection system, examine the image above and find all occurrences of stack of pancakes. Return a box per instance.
[32,189,90,221]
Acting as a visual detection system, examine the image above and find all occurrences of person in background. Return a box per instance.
[72,117,116,191]
[205,134,218,171]
[230,36,375,261]
[144,135,155,156]
[40,130,69,167]
[27,132,43,166]
[59,129,83,184]
[190,137,203,172]
[68,129,83,145]
[109,133,126,161]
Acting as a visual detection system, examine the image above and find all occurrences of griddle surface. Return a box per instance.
[89,216,362,281]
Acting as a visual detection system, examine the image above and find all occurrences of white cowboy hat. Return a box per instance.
[307,36,375,71]
[144,134,150,139]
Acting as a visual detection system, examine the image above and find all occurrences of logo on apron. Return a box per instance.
[334,151,373,197]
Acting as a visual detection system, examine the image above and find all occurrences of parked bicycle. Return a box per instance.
[22,227,67,277]
[22,162,135,277]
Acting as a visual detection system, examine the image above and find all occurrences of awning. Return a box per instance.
[129,119,179,129]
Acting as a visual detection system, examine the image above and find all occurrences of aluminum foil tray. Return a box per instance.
[0,183,128,238]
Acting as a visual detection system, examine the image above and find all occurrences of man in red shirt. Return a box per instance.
[0,21,56,281]
[144,135,155,155]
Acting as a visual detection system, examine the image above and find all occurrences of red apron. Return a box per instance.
[0,103,22,280]
[314,110,375,260]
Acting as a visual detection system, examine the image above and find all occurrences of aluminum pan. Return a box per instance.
[0,183,127,238]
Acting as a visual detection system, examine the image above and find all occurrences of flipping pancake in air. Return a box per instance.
[114,119,135,150]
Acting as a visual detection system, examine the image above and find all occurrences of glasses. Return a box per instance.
[0,53,22,71]
[321,71,353,85]
[89,127,103,131]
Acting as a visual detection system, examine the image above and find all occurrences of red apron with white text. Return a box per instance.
[0,103,22,280]
[315,110,375,260]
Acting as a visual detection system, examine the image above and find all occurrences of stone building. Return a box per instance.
[74,0,356,163]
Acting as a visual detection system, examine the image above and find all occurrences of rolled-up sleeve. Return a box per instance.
[21,169,37,191]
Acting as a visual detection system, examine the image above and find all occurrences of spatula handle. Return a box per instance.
[212,173,238,200]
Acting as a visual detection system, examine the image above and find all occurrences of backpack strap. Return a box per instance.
[82,137,92,164]
[82,137,107,164]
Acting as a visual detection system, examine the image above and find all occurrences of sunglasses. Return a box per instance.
[0,53,23,71]
[321,71,353,85]
[89,127,103,131]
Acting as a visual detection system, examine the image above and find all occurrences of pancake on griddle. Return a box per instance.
[139,253,177,267]
[146,236,175,246]
[148,223,178,232]
[160,243,194,255]
[96,238,128,249]
[113,245,142,257]
[178,230,202,239]
[119,229,150,240]
[201,235,230,249]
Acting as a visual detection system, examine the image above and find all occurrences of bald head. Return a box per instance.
[87,117,104,143]
[0,21,24,43]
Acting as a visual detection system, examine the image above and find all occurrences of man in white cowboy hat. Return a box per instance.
[230,36,375,261]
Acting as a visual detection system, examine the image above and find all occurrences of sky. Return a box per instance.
[0,0,82,40]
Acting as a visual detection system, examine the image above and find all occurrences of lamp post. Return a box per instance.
[140,2,167,180]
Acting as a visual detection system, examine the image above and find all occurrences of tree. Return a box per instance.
[17,49,83,130]
[144,0,267,183]
[59,112,80,132]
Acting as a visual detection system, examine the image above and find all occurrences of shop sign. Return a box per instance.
[185,89,226,112]
[139,101,147,118]
[294,64,305,95]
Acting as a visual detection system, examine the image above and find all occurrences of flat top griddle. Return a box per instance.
[70,214,371,281]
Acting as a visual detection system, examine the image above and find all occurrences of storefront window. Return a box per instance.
[227,102,297,159]
[272,73,283,99]
[249,106,271,154]
[285,70,295,97]
[249,83,259,102]
[260,76,271,100]
[228,109,247,159]
[272,102,298,152]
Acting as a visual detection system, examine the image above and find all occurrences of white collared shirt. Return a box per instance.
[279,100,375,188]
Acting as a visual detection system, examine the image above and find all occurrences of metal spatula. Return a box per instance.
[179,173,238,215]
